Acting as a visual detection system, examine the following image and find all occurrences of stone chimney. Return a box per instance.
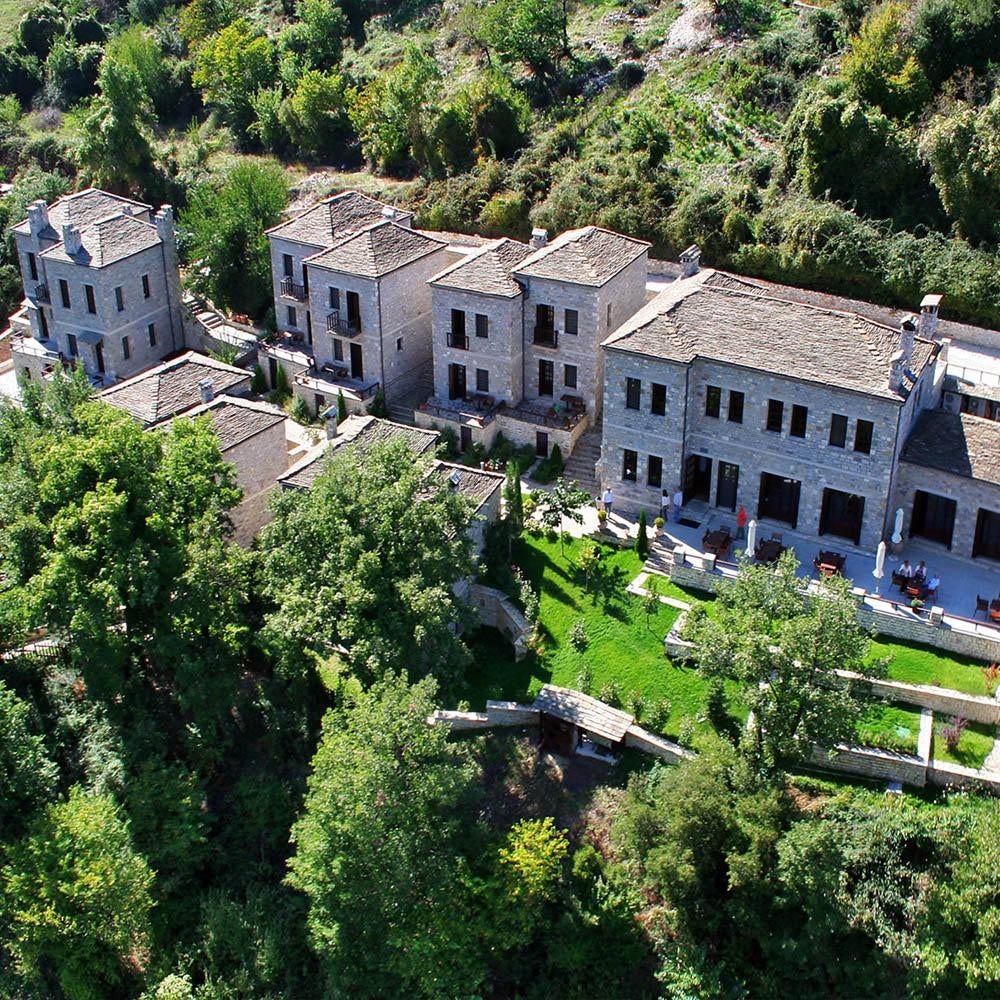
[380,205,397,223]
[680,245,701,278]
[530,228,548,250]
[323,405,338,440]
[919,293,942,340]
[888,349,906,393]
[199,379,215,403]
[154,205,175,244]
[154,205,185,352]
[26,199,49,236]
[62,223,82,256]
[899,314,918,361]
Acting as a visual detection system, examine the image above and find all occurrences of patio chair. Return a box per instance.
[976,596,990,619]
[770,532,783,543]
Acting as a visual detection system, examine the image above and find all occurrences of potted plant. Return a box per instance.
[910,597,926,616]
[654,516,665,533]
[597,509,608,530]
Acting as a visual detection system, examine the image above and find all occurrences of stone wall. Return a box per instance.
[624,724,696,763]
[495,407,591,460]
[809,743,929,786]
[839,669,1000,725]
[468,582,530,660]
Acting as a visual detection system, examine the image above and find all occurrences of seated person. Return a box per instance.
[914,560,927,582]
[897,559,913,578]
[925,574,940,596]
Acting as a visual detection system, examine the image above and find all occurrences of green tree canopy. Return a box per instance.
[279,0,348,75]
[481,0,567,78]
[258,438,475,688]
[0,679,58,833]
[181,160,288,317]
[281,69,349,154]
[0,787,155,1000]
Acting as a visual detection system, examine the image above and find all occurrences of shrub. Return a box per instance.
[982,663,999,698]
[626,690,647,720]
[568,619,588,653]
[644,697,672,734]
[337,389,347,423]
[289,395,311,424]
[677,715,696,747]
[940,715,968,754]
[705,677,729,733]
[250,364,267,394]
[274,363,289,395]
[367,388,387,418]
[576,662,594,695]
[636,509,649,559]
[599,680,622,708]
[435,425,459,459]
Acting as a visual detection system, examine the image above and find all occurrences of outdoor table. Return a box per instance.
[755,539,785,564]
[814,550,846,576]
[702,529,731,556]
[991,600,1000,622]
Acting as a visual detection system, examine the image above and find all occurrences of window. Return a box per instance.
[27,252,37,281]
[565,308,578,335]
[790,404,808,438]
[84,284,96,314]
[283,254,293,277]
[606,303,613,328]
[648,455,663,488]
[622,448,637,482]
[451,309,465,337]
[475,313,488,338]
[147,323,156,347]
[115,287,124,312]
[333,339,343,361]
[67,333,78,357]
[829,413,847,448]
[564,364,577,389]
[728,390,744,424]
[396,336,403,352]
[625,377,641,410]
[121,335,130,361]
[476,368,490,392]
[649,383,667,416]
[766,398,783,432]
[705,385,721,418]
[59,279,70,308]
[854,419,874,454]
[973,508,1000,561]
[141,274,150,299]
[287,305,297,327]
[327,287,338,310]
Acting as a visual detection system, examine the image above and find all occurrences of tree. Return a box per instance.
[642,574,659,632]
[336,388,347,423]
[920,93,1000,247]
[258,438,476,688]
[0,680,58,832]
[536,477,591,555]
[192,19,276,134]
[286,675,485,996]
[104,25,169,112]
[178,0,241,51]
[503,460,523,534]
[280,0,348,74]
[181,160,288,317]
[636,508,649,558]
[842,3,929,120]
[0,787,155,1000]
[481,0,567,78]
[281,70,349,154]
[77,56,158,197]
[683,552,882,772]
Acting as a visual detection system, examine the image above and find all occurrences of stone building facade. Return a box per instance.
[599,268,943,551]
[10,189,184,385]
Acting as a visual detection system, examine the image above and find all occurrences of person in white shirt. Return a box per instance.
[602,487,614,515]
[660,490,672,520]
[672,488,683,523]
[897,559,913,578]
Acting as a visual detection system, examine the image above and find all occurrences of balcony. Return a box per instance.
[447,331,469,350]
[32,283,50,304]
[280,276,307,301]
[533,326,558,348]
[326,310,361,337]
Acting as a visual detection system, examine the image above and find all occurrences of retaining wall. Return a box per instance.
[624,725,696,763]
[810,744,929,786]
[838,670,1000,725]
[468,583,529,660]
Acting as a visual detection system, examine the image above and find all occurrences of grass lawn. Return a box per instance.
[933,715,996,770]
[855,701,922,755]
[867,638,992,696]
[460,534,743,741]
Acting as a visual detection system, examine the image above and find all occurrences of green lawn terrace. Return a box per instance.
[462,534,744,743]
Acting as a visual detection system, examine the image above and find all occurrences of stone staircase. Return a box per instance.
[644,534,677,578]
[563,424,601,492]
[387,372,433,426]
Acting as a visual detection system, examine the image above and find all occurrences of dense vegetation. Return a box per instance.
[0,0,998,327]
[0,373,998,997]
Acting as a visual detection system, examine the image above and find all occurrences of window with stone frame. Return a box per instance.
[121,335,130,361]
[728,390,744,423]
[705,385,721,418]
[115,287,124,312]
[651,383,667,416]
[622,448,638,482]
[147,323,156,347]
[475,313,488,338]
[790,404,808,438]
[85,284,96,314]
[329,287,340,310]
[647,455,663,487]
[829,413,848,447]
[396,337,403,352]
[287,305,297,327]
[59,279,70,308]
[766,398,783,432]
[564,364,577,389]
[283,254,293,277]
[67,333,78,357]
[625,377,641,410]
[27,252,37,281]
[142,274,150,299]
[333,339,343,361]
[565,308,578,335]
[854,419,874,454]
[476,368,489,392]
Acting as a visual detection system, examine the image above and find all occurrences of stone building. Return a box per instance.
[9,189,184,385]
[894,411,1000,563]
[418,226,650,464]
[599,268,943,551]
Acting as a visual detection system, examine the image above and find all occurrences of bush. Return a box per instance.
[568,619,588,653]
[273,363,289,395]
[250,364,267,394]
[677,715,696,747]
[289,396,311,424]
[636,509,649,559]
[576,662,594,695]
[367,388,387,418]
[599,680,622,708]
[644,697,672,735]
[626,690,647,720]
[435,425,459,459]
[940,715,968,753]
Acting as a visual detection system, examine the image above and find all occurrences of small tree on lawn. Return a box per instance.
[504,460,523,534]
[642,575,659,633]
[940,715,968,754]
[537,477,591,555]
[337,389,347,424]
[577,540,600,592]
[636,509,649,558]
[684,550,884,775]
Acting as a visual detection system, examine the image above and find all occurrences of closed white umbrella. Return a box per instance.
[872,540,886,593]
[891,508,904,545]
[746,519,757,558]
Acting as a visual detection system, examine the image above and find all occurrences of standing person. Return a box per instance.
[914,560,927,583]
[660,489,672,522]
[736,504,747,540]
[602,486,614,516]
[672,487,683,523]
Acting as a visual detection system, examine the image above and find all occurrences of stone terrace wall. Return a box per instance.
[838,670,1000,725]
[468,583,529,660]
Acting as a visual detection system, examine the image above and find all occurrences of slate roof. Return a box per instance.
[604,269,939,401]
[100,352,250,425]
[429,238,532,298]
[512,226,650,286]
[41,212,162,268]
[900,410,1000,486]
[279,415,438,489]
[533,684,635,743]
[155,395,286,450]
[266,191,413,247]
[431,460,504,510]
[304,221,446,278]
[12,188,151,237]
